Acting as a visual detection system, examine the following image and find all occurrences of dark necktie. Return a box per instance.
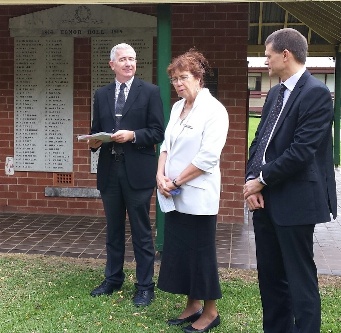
[114,83,126,133]
[112,83,126,155]
[250,84,286,176]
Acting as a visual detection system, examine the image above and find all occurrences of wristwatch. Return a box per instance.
[257,176,266,185]
[172,178,181,188]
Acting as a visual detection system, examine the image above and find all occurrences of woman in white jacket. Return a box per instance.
[157,49,229,333]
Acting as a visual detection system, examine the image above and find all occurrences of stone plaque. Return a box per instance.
[14,37,73,172]
[10,5,157,174]
[205,68,218,98]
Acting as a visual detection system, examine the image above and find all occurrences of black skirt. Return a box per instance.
[157,211,222,300]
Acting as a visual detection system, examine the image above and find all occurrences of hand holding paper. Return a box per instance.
[77,132,113,142]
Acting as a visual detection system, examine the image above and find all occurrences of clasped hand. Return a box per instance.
[156,174,177,198]
[243,178,265,211]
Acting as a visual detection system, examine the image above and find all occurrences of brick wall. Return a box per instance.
[0,3,248,223]
[170,3,249,222]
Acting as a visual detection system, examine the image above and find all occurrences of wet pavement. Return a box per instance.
[1,168,341,275]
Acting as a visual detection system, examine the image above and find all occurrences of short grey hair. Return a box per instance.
[110,43,136,61]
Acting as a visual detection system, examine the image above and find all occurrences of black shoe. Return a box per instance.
[182,315,220,333]
[167,308,203,326]
[133,289,154,306]
[90,280,121,297]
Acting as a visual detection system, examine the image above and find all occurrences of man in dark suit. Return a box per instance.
[243,28,337,333]
[88,43,164,306]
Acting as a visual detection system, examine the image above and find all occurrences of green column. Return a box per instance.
[155,4,171,252]
[334,46,341,166]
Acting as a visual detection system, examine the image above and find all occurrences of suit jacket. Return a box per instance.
[247,70,337,226]
[160,88,229,215]
[91,77,164,191]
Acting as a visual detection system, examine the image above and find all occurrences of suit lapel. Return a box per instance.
[106,82,116,119]
[121,77,141,118]
[271,71,310,139]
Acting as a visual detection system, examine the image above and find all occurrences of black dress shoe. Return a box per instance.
[182,315,220,333]
[133,289,154,306]
[90,280,121,297]
[167,308,203,326]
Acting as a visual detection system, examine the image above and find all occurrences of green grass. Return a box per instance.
[0,254,340,333]
[248,116,261,149]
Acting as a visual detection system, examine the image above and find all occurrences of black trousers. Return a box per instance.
[253,208,320,333]
[100,159,155,291]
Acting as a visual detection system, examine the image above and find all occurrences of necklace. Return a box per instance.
[180,102,193,124]
[180,102,193,119]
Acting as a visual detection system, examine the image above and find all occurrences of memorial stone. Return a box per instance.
[10,5,156,174]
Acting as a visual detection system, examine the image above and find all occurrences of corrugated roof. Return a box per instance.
[248,2,341,56]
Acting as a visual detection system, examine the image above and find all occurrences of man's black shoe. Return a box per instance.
[90,280,121,297]
[133,289,154,306]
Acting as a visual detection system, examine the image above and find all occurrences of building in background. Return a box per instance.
[248,57,335,116]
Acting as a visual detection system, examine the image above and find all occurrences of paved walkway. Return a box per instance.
[0,169,341,275]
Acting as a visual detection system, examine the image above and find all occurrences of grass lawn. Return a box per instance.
[248,116,261,149]
[1,254,340,333]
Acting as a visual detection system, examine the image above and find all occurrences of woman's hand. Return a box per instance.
[156,173,173,198]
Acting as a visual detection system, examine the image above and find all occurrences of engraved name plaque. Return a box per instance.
[14,37,73,172]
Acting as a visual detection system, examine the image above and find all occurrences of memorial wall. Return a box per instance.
[10,5,156,174]
[14,37,73,172]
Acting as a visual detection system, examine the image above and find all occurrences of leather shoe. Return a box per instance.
[90,280,121,297]
[182,315,220,333]
[167,308,203,326]
[133,289,154,306]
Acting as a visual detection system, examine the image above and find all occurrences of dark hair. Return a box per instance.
[265,28,308,64]
[167,48,209,87]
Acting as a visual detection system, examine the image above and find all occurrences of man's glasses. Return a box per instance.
[170,75,193,84]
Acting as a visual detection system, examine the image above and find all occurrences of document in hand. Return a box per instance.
[77,132,113,142]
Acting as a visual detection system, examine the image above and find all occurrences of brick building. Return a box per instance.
[0,3,249,223]
[248,57,336,115]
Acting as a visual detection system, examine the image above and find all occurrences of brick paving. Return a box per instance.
[1,168,341,275]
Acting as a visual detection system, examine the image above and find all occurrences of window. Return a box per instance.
[312,73,335,93]
[248,73,261,91]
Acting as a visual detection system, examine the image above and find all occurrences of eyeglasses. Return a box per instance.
[170,75,193,84]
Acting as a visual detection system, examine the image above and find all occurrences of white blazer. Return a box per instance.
[160,88,229,215]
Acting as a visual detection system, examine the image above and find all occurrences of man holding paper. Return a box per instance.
[88,43,164,306]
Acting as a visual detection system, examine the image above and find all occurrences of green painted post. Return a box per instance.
[155,4,171,253]
[334,47,341,166]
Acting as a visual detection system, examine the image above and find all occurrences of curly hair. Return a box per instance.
[167,48,210,87]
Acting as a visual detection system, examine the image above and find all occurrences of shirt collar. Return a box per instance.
[115,76,134,90]
[282,66,306,92]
